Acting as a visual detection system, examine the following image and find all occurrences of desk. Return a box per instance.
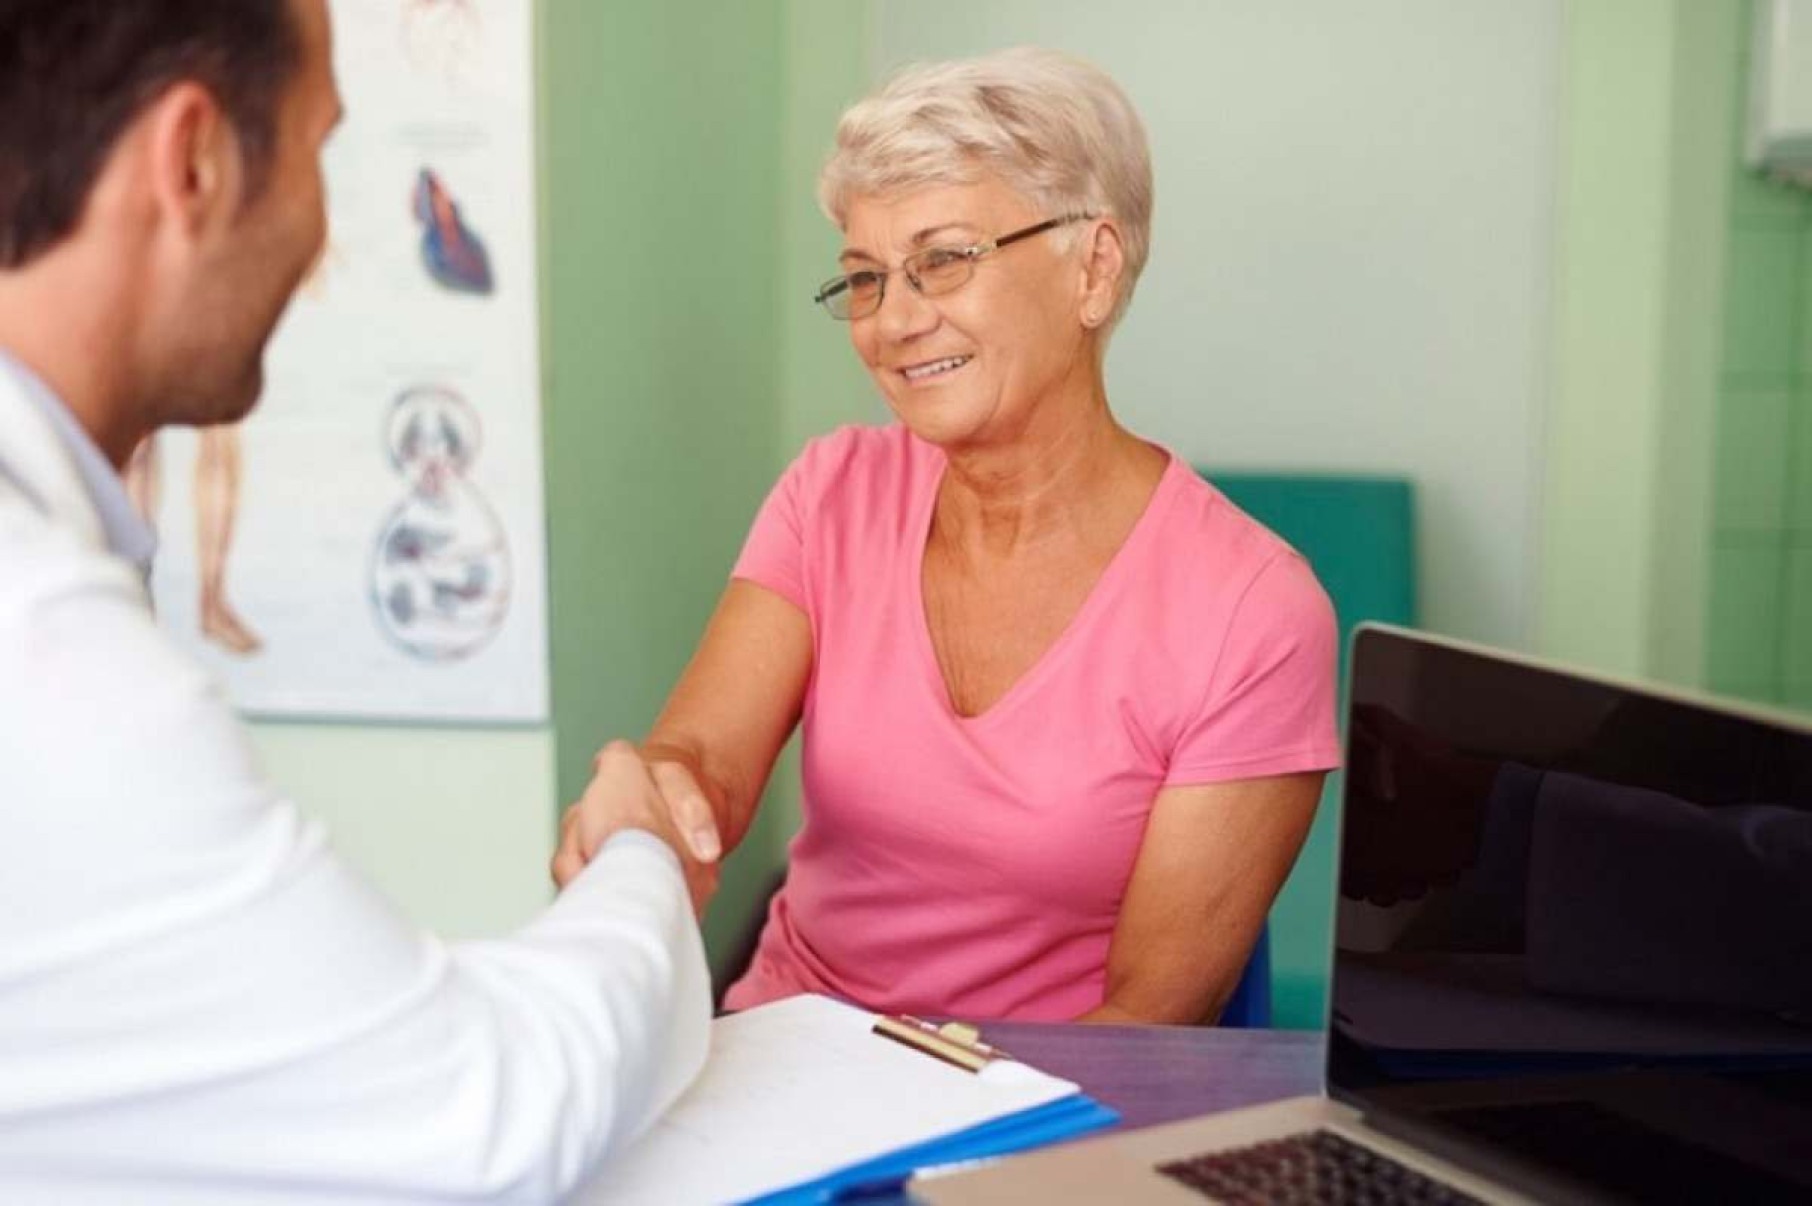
[582,1020,1323,1202]
[976,1022,1323,1131]
[824,1024,1320,1205]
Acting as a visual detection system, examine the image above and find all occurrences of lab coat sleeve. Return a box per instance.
[0,514,710,1202]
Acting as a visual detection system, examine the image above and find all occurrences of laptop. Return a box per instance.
[920,624,1812,1204]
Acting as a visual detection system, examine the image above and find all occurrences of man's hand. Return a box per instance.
[550,741,723,916]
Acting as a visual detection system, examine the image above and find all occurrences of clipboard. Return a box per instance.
[578,994,1119,1206]
[870,1014,1009,1073]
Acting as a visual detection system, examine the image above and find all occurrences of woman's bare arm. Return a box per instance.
[1078,771,1324,1025]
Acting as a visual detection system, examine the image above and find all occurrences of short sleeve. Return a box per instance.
[731,453,811,616]
[1165,551,1342,786]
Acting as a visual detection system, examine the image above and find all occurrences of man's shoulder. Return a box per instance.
[0,484,143,627]
[0,480,72,584]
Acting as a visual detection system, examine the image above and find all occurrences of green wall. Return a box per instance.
[541,0,794,970]
[1649,0,1741,689]
[1539,0,1737,688]
[251,723,556,939]
[1547,0,1812,711]
[765,2,880,848]
[1707,1,1812,710]
[780,1,881,464]
[262,0,1778,1018]
[534,0,1786,1006]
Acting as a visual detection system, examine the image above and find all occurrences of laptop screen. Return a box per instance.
[1329,626,1812,1202]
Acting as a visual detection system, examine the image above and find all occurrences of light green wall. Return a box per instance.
[251,724,556,938]
[1649,0,1741,688]
[870,1,1556,655]
[540,0,794,973]
[1540,0,1671,676]
[768,2,882,849]
[781,0,882,464]
[1707,1,1812,709]
[1539,0,1739,687]
[1540,0,1812,710]
[255,0,1770,1015]
[774,0,1749,1024]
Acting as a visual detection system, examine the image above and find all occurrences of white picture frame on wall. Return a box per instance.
[143,0,549,724]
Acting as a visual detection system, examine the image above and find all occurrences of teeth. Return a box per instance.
[903,356,970,381]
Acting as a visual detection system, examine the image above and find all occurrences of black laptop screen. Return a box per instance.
[1329,627,1812,1203]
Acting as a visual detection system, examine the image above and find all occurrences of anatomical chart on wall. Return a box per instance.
[140,0,549,722]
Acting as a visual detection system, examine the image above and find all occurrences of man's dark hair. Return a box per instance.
[0,0,301,268]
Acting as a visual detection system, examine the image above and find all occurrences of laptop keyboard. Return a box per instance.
[1157,1128,1483,1204]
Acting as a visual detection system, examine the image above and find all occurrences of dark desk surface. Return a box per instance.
[974,1021,1324,1131]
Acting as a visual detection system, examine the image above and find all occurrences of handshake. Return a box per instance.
[550,740,726,915]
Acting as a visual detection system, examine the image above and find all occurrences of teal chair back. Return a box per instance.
[1202,472,1418,1028]
[1216,923,1270,1028]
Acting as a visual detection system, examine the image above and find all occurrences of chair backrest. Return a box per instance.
[1203,471,1418,1028]
[1216,924,1271,1028]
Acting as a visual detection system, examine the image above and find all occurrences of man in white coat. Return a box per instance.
[0,0,717,1200]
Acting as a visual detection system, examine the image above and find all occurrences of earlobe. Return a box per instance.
[1080,219,1125,329]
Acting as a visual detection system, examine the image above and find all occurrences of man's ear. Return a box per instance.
[1077,217,1126,330]
[143,82,244,241]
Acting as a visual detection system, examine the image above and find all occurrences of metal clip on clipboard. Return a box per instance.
[871,1015,1009,1073]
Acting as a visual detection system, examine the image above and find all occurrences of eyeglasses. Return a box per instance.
[813,214,1092,321]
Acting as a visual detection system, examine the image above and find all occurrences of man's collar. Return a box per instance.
[0,349,156,574]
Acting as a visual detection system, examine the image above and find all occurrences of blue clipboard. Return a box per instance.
[739,1092,1119,1205]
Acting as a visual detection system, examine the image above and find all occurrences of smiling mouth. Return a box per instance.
[899,355,972,382]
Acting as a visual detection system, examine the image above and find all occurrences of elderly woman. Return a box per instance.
[556,47,1340,1024]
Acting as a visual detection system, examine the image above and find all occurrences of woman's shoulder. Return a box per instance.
[1143,457,1331,619]
[1156,460,1300,565]
[766,423,940,551]
[1133,460,1337,700]
[782,422,938,500]
[791,420,912,465]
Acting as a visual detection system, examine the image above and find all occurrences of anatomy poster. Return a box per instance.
[141,0,549,722]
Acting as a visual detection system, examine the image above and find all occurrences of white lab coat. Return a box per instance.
[0,368,711,1203]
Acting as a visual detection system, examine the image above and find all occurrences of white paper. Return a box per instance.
[579,995,1080,1206]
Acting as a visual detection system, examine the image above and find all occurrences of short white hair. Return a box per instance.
[819,46,1154,326]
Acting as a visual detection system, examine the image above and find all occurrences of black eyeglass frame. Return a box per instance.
[812,214,1094,320]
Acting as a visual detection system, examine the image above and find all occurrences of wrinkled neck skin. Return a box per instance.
[931,357,1161,562]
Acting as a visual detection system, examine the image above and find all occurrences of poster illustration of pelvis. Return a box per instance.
[372,384,511,662]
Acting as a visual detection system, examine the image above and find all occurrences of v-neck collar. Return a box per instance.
[908,447,1185,726]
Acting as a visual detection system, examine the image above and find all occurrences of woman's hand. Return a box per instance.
[550,741,723,916]
[552,579,812,916]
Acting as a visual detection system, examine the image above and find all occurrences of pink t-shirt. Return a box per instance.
[722,424,1340,1020]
